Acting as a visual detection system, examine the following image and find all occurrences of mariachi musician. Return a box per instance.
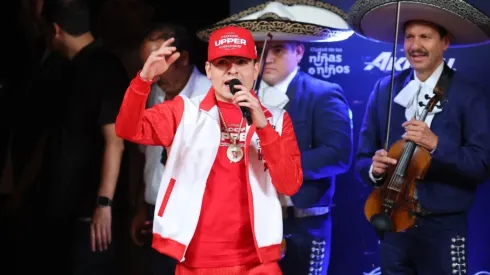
[197,1,354,274]
[350,0,490,274]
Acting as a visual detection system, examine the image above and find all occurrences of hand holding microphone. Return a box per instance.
[229,78,268,129]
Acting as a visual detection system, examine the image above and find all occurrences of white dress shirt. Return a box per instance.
[369,61,445,184]
[258,67,298,206]
[142,66,211,205]
[259,67,298,109]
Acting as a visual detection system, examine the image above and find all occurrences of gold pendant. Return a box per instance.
[226,144,244,163]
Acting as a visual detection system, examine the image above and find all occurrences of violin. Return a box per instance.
[364,88,445,233]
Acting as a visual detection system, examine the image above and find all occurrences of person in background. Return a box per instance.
[38,0,131,274]
[130,22,211,275]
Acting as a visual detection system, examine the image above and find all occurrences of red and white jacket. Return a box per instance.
[115,74,303,263]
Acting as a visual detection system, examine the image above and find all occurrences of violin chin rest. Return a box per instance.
[370,213,393,233]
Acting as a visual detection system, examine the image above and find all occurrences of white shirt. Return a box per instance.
[258,67,298,109]
[369,62,444,184]
[394,61,444,125]
[142,66,211,205]
[258,67,298,206]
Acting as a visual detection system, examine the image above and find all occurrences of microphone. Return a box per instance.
[228,78,253,125]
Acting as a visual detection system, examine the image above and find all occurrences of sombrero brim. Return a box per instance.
[196,0,354,43]
[196,19,353,43]
[348,0,490,48]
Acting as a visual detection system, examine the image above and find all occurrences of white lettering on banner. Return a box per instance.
[307,47,350,79]
[364,266,490,275]
[363,267,381,275]
[364,51,456,72]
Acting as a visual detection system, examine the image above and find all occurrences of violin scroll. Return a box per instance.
[425,86,445,112]
[418,87,446,110]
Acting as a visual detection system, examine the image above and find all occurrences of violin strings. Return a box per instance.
[386,86,424,191]
[387,143,412,190]
[383,86,433,212]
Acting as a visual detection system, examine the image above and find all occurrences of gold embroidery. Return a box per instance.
[196,0,348,42]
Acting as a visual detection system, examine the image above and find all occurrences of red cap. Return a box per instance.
[207,26,257,62]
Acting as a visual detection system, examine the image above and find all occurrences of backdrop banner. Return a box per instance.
[228,1,490,274]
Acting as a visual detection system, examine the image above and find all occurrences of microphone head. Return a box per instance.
[228,78,242,95]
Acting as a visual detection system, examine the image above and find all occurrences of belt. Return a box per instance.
[414,202,464,217]
[282,206,330,219]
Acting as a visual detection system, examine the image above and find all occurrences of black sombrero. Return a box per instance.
[196,0,354,43]
[347,0,490,48]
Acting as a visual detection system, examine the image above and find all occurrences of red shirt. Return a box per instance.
[115,76,302,268]
[184,100,258,268]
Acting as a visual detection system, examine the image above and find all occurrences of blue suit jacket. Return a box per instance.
[281,71,353,208]
[355,68,490,213]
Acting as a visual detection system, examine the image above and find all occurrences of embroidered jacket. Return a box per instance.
[115,74,303,263]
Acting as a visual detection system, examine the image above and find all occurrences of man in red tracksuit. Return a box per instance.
[115,26,302,275]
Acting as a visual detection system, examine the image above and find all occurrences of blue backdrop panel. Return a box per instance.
[228,1,490,274]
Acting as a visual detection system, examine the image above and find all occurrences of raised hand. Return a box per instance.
[140,37,180,81]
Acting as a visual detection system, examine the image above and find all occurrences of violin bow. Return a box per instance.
[384,0,402,150]
[253,33,273,92]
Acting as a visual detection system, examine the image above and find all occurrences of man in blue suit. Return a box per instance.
[350,0,490,274]
[257,39,352,275]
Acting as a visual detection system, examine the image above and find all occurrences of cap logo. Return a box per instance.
[214,32,247,49]
[207,27,257,61]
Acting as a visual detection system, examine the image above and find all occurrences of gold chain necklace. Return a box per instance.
[217,108,245,163]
